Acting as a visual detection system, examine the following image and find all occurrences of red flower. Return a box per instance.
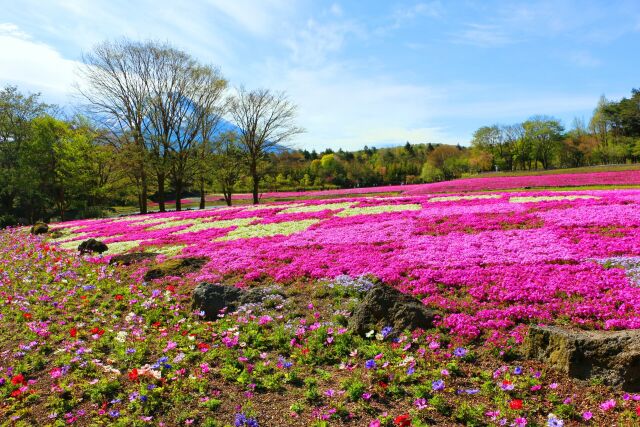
[509,399,523,410]
[128,368,139,381]
[167,285,176,293]
[378,381,388,389]
[90,327,105,336]
[70,327,77,338]
[10,389,22,398]
[11,374,24,385]
[636,405,640,416]
[22,313,32,320]
[394,413,412,427]
[197,342,210,351]
[152,321,161,327]
[115,294,123,301]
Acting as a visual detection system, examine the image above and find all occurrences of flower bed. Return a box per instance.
[3,189,640,424]
[51,189,640,342]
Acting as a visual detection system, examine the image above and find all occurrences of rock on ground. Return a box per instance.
[192,283,245,321]
[78,238,108,254]
[524,325,640,391]
[191,283,283,321]
[348,283,436,337]
[143,257,207,281]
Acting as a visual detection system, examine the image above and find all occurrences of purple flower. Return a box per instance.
[453,347,467,357]
[365,359,376,369]
[432,379,445,391]
[381,326,393,338]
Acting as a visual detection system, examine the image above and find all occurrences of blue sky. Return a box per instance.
[1,0,640,151]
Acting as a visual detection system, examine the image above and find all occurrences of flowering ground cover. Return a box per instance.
[148,170,640,210]
[3,189,640,425]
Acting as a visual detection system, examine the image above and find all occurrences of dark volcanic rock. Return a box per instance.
[524,325,640,391]
[144,257,207,281]
[192,283,245,320]
[348,284,436,337]
[191,283,285,321]
[78,238,108,254]
[30,222,49,235]
[109,252,159,266]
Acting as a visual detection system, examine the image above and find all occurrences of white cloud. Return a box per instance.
[0,23,79,100]
[451,24,515,47]
[393,1,444,21]
[284,18,364,66]
[205,0,294,36]
[329,3,343,17]
[256,62,455,150]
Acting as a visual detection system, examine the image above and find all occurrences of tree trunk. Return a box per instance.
[175,180,182,212]
[199,177,206,210]
[250,161,259,205]
[157,172,166,212]
[140,166,148,214]
[223,189,232,206]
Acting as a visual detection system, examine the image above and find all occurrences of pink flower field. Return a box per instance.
[151,169,640,207]
[52,189,640,343]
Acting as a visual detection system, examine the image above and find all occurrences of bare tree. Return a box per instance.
[143,44,226,212]
[228,87,303,204]
[78,39,153,214]
[166,64,226,211]
[211,131,244,206]
[195,98,227,210]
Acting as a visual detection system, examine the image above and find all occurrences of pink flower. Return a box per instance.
[582,411,593,420]
[600,399,616,411]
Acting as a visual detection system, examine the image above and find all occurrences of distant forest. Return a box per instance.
[1,39,639,225]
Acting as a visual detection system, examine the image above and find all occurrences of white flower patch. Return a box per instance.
[172,217,260,234]
[216,219,320,241]
[277,202,353,214]
[509,195,599,203]
[53,232,91,244]
[58,237,91,250]
[152,245,187,256]
[243,203,303,211]
[145,219,195,230]
[336,204,422,217]
[428,194,502,203]
[104,240,146,254]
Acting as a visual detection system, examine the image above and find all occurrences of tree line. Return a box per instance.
[0,39,303,225]
[469,90,640,173]
[2,38,639,226]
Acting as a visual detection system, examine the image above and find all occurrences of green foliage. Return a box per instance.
[453,402,485,426]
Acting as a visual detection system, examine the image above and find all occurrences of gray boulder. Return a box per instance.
[78,238,108,254]
[348,284,436,337]
[192,283,246,320]
[192,283,285,320]
[524,325,640,391]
